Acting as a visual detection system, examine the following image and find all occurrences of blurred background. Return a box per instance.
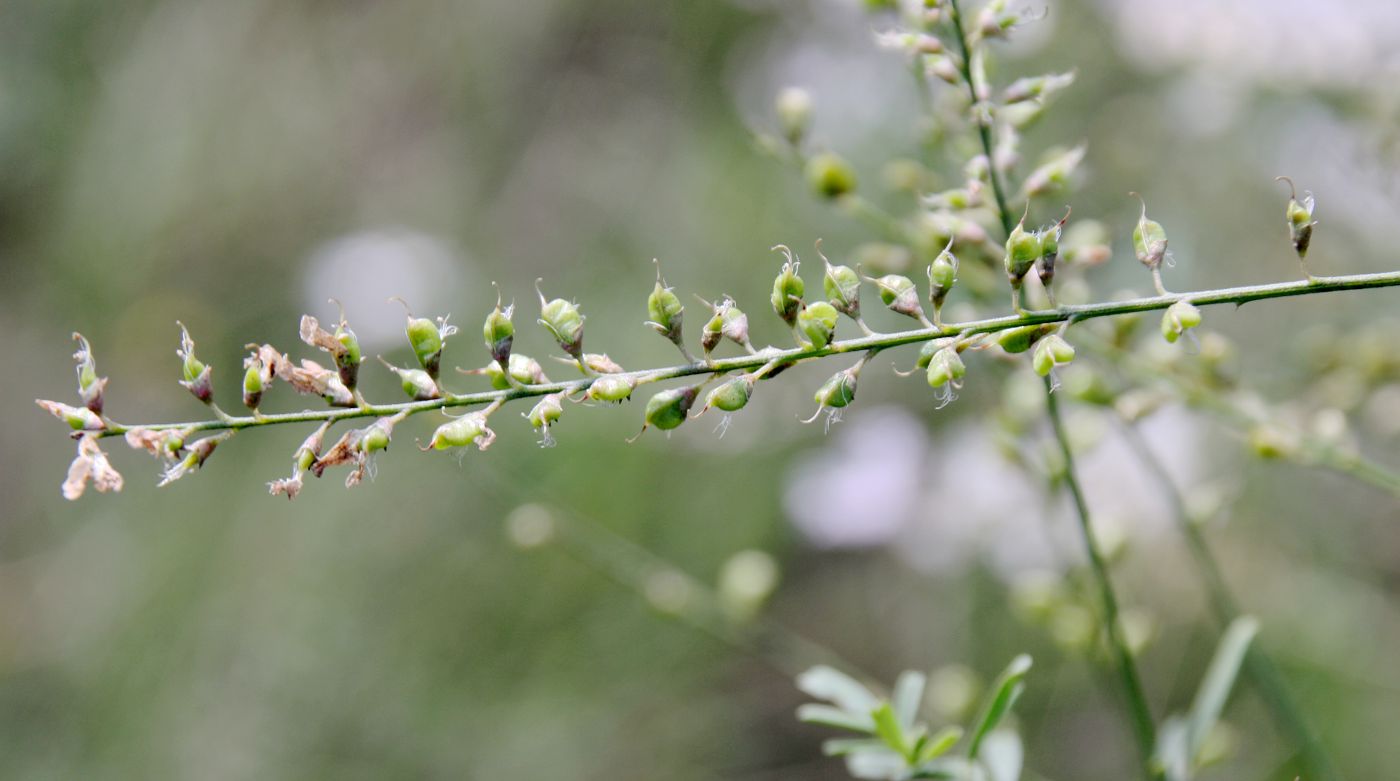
[4,0,1400,778]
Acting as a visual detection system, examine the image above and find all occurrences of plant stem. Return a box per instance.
[948,0,1015,239]
[1118,423,1343,781]
[89,269,1400,439]
[1044,375,1161,777]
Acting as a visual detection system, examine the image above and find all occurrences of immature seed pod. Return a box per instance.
[426,412,495,452]
[927,345,966,388]
[175,322,214,405]
[1032,333,1076,376]
[586,374,635,403]
[699,297,753,358]
[535,279,586,360]
[818,241,862,319]
[524,392,566,447]
[925,53,960,85]
[72,333,107,415]
[997,323,1057,354]
[927,238,959,316]
[378,356,440,400]
[391,298,456,379]
[797,301,840,349]
[804,152,857,200]
[644,261,689,358]
[331,303,363,390]
[1003,212,1042,288]
[702,375,755,414]
[864,271,930,324]
[1130,193,1168,271]
[812,367,859,411]
[632,384,703,440]
[1003,71,1076,104]
[243,360,264,411]
[459,353,549,390]
[37,400,105,431]
[482,284,515,367]
[1160,300,1203,344]
[1276,176,1317,261]
[1036,207,1071,294]
[775,86,812,146]
[770,246,806,327]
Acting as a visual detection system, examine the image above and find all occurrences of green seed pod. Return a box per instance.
[360,419,392,455]
[698,297,753,358]
[378,356,440,400]
[1036,207,1070,293]
[535,279,585,359]
[645,260,685,347]
[1276,176,1317,261]
[804,151,857,200]
[927,346,966,388]
[72,333,108,415]
[797,301,840,349]
[243,361,264,410]
[818,242,862,319]
[391,298,455,379]
[632,384,702,440]
[1003,213,1042,286]
[769,245,806,327]
[775,86,812,146]
[459,353,549,390]
[1160,300,1202,343]
[997,323,1056,354]
[1130,193,1168,271]
[864,272,928,323]
[813,368,859,410]
[482,284,515,367]
[702,376,755,414]
[426,412,495,452]
[927,237,959,313]
[331,306,363,391]
[1032,333,1075,376]
[175,321,214,405]
[524,393,566,447]
[586,375,635,403]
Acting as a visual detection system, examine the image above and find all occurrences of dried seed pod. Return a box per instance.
[1036,207,1072,305]
[37,400,105,431]
[483,283,515,367]
[72,333,107,415]
[817,241,862,320]
[804,152,857,200]
[175,322,214,405]
[1032,333,1076,376]
[770,245,806,327]
[630,383,703,440]
[535,279,586,361]
[159,431,234,487]
[269,423,330,499]
[1160,300,1202,344]
[378,356,440,400]
[62,434,123,500]
[797,301,840,349]
[645,260,686,352]
[1276,176,1317,268]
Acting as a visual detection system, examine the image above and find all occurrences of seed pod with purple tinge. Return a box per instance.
[1036,207,1072,302]
[535,280,586,362]
[175,322,214,405]
[700,296,753,358]
[797,301,840,349]
[483,285,515,368]
[1160,300,1202,344]
[630,383,703,441]
[1276,176,1317,263]
[331,306,363,391]
[72,333,107,415]
[1032,333,1075,376]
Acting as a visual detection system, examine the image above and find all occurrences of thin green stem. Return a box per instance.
[948,0,1015,239]
[1045,375,1160,778]
[1118,423,1343,781]
[88,270,1400,439]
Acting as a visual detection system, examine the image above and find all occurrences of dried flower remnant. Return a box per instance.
[269,423,331,499]
[159,431,234,487]
[72,333,107,414]
[1276,176,1318,278]
[62,435,124,500]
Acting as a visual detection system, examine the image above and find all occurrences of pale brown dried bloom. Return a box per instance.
[124,427,188,459]
[62,435,124,500]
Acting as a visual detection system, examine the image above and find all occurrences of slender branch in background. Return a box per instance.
[948,0,1015,239]
[1118,423,1343,781]
[1045,377,1160,778]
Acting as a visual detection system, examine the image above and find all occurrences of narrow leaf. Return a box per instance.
[797,703,876,733]
[919,725,964,762]
[978,729,1024,781]
[1185,616,1259,764]
[797,665,881,715]
[872,702,910,759]
[892,670,928,728]
[967,654,1032,760]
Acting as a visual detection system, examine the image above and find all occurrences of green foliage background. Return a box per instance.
[3,1,1399,778]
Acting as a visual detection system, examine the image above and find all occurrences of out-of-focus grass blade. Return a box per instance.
[797,703,876,733]
[967,654,1032,760]
[892,670,928,729]
[1185,616,1259,763]
[797,665,881,715]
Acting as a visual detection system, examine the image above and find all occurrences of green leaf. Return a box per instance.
[797,703,876,733]
[823,738,888,757]
[872,702,910,759]
[967,654,1032,760]
[797,665,881,715]
[918,725,964,763]
[892,670,928,728]
[1185,616,1258,764]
